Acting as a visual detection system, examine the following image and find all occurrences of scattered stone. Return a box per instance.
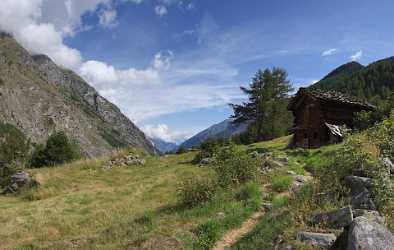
[297,231,336,249]
[290,175,310,193]
[311,206,353,228]
[286,170,296,176]
[104,153,145,170]
[350,190,376,210]
[3,171,39,194]
[347,215,394,250]
[261,202,273,210]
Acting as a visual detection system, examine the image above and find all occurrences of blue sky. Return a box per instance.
[2,0,394,143]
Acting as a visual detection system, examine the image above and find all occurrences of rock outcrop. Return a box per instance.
[3,171,39,194]
[0,33,156,157]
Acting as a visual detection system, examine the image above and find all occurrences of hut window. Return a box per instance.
[313,132,318,139]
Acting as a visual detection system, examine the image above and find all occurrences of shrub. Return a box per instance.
[178,176,217,207]
[235,182,262,210]
[0,123,29,164]
[193,220,221,249]
[176,146,187,154]
[213,143,259,187]
[29,132,80,168]
[270,174,293,192]
[192,138,228,163]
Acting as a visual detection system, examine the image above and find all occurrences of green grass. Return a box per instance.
[0,135,346,249]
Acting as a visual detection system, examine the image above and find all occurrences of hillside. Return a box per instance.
[312,57,394,100]
[181,119,248,149]
[0,32,156,156]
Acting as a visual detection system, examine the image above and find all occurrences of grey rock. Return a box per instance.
[347,215,394,250]
[297,231,336,249]
[311,206,353,228]
[286,170,296,176]
[344,175,373,196]
[352,209,380,219]
[3,171,39,193]
[216,212,225,219]
[275,156,289,164]
[261,202,273,210]
[351,190,376,210]
[381,157,394,174]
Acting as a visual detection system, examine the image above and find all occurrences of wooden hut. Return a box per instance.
[288,88,375,148]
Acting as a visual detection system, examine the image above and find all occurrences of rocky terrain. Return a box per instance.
[0,32,156,157]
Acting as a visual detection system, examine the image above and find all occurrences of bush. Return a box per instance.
[0,123,30,164]
[213,143,259,187]
[270,174,293,192]
[192,138,228,164]
[178,176,217,207]
[235,182,262,210]
[29,132,80,168]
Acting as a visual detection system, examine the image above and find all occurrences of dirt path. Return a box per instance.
[212,210,265,250]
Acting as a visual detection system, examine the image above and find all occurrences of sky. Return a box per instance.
[1,0,394,144]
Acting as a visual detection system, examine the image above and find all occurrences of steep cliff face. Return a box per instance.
[0,32,156,156]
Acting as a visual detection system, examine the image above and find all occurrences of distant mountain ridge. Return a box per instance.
[150,138,178,153]
[312,57,394,100]
[0,32,156,156]
[181,119,248,149]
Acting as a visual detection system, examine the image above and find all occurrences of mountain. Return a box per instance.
[0,32,156,156]
[312,58,394,100]
[181,119,248,149]
[150,138,178,153]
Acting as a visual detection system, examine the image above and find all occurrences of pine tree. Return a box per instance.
[230,68,293,141]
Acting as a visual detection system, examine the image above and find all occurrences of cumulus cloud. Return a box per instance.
[0,0,241,126]
[322,48,338,56]
[142,124,193,143]
[350,50,363,61]
[155,5,168,17]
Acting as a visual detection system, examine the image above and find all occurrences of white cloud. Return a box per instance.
[142,124,193,143]
[155,5,168,17]
[350,50,363,61]
[98,8,118,28]
[322,48,338,56]
[0,0,241,125]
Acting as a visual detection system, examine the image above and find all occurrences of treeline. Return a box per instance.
[0,123,80,169]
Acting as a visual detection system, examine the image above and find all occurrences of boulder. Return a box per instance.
[352,209,380,219]
[311,206,353,228]
[347,215,394,250]
[344,175,373,196]
[297,231,336,249]
[350,190,376,210]
[3,171,39,193]
[286,170,296,176]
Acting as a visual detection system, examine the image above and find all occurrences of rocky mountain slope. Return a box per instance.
[181,119,248,149]
[0,32,156,156]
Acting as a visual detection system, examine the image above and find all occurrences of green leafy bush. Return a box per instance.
[213,144,259,187]
[270,174,293,192]
[178,176,217,208]
[192,138,228,163]
[0,123,29,164]
[29,132,80,168]
[235,182,262,210]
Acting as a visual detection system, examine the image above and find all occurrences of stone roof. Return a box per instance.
[289,88,376,111]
